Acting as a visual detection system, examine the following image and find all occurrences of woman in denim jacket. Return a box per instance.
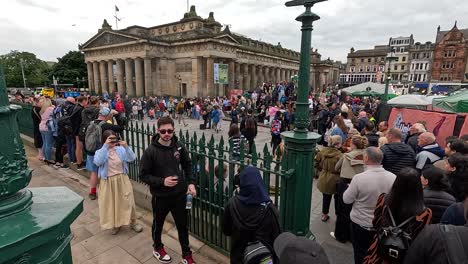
[94,129,142,235]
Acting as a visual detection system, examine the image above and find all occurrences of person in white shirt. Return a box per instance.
[343,147,396,264]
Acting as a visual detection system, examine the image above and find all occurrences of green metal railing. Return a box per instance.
[14,103,34,137]
[14,103,288,254]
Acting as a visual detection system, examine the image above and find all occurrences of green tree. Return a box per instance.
[0,50,50,87]
[48,51,87,87]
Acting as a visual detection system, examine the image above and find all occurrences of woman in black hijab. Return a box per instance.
[222,166,281,264]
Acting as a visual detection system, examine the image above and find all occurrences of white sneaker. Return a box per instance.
[153,247,172,263]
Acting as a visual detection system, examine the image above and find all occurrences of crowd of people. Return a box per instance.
[312,91,468,263]
[23,81,468,263]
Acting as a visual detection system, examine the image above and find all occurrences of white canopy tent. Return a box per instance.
[342,82,395,95]
[387,94,446,109]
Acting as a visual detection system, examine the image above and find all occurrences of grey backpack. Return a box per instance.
[85,120,106,154]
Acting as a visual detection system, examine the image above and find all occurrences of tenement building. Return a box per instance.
[408,41,435,83]
[431,23,468,83]
[339,45,388,86]
[386,35,413,83]
[79,6,340,97]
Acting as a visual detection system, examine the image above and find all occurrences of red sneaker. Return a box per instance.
[153,247,172,263]
[182,254,196,264]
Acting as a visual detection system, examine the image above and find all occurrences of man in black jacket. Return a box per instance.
[381,128,416,174]
[139,117,196,264]
[70,96,88,170]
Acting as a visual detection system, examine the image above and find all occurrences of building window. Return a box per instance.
[373,66,377,72]
[394,65,398,71]
[361,58,364,63]
[351,58,355,63]
[366,66,371,72]
[395,57,399,62]
[412,53,416,59]
[444,50,456,58]
[368,58,371,63]
[425,63,428,70]
[401,65,405,70]
[402,56,406,62]
[400,47,404,52]
[412,64,415,70]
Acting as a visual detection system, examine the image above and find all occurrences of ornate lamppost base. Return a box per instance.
[0,187,83,264]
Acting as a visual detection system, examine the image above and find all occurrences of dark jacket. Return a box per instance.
[381,142,416,175]
[139,135,194,197]
[406,132,422,153]
[222,197,281,264]
[69,104,84,136]
[404,224,468,264]
[423,189,456,224]
[441,202,466,226]
[416,143,445,170]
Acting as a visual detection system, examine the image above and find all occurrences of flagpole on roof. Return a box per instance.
[114,5,120,29]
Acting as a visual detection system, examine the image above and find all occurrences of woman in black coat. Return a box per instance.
[222,166,281,264]
[421,166,456,223]
[31,97,44,160]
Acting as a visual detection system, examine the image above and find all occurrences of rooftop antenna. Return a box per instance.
[187,0,189,13]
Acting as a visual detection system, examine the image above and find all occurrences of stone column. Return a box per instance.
[116,59,125,97]
[125,59,135,97]
[281,69,286,82]
[99,61,108,94]
[235,63,241,89]
[107,60,115,94]
[134,58,144,97]
[86,62,94,94]
[144,58,152,96]
[276,68,281,83]
[251,65,258,89]
[257,66,264,86]
[206,57,214,96]
[192,57,203,97]
[92,61,100,94]
[229,61,235,89]
[242,64,255,91]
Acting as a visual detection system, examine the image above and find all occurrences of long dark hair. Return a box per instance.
[447,153,468,201]
[386,167,425,223]
[228,124,240,138]
[102,129,117,144]
[422,166,449,191]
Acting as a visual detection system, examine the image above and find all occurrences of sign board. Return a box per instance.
[229,89,243,101]
[214,63,229,84]
[388,108,457,146]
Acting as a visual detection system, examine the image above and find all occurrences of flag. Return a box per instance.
[115,5,119,12]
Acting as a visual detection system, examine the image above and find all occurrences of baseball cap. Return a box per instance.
[99,107,111,116]
[273,232,329,264]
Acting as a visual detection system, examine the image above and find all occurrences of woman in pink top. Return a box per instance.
[38,97,55,164]
[268,105,279,124]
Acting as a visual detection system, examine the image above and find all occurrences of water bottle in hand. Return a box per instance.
[186,194,193,210]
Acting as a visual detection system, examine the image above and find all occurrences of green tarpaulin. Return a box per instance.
[432,90,468,113]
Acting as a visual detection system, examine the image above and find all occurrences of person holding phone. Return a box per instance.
[93,129,142,235]
[139,116,197,264]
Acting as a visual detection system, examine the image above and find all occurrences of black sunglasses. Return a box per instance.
[159,129,174,135]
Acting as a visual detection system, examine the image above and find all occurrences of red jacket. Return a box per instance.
[115,101,125,113]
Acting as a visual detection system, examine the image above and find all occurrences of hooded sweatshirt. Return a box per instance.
[222,167,281,264]
[381,142,416,175]
[335,149,365,179]
[139,135,194,197]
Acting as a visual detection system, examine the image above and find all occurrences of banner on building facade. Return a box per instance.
[388,108,457,146]
[214,63,229,84]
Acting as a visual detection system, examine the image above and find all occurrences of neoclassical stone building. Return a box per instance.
[80,6,340,97]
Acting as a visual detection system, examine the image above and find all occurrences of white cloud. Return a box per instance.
[1,0,467,62]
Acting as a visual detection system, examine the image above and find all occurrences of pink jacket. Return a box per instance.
[39,106,55,132]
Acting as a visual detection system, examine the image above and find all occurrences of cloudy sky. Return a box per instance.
[1,0,467,62]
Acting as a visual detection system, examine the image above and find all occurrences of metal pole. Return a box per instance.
[281,0,324,239]
[20,59,27,88]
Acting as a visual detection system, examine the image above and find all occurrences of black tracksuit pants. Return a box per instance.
[152,194,191,256]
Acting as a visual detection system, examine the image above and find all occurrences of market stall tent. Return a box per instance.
[342,82,395,95]
[432,90,468,113]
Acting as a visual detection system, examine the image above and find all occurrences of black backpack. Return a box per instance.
[377,206,414,262]
[57,104,75,136]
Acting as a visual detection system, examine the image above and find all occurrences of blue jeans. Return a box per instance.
[66,135,76,163]
[41,131,54,161]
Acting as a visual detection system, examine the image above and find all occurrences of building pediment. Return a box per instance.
[213,34,240,44]
[80,31,141,50]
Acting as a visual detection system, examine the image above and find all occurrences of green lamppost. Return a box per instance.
[280,0,324,238]
[383,49,398,103]
[0,65,83,263]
